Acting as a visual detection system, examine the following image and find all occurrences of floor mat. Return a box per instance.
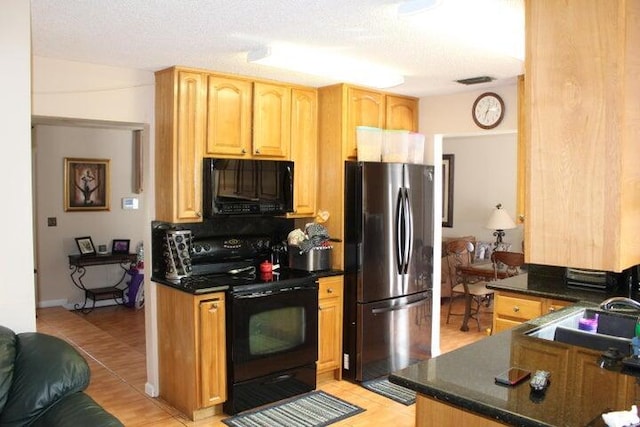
[222,390,365,427]
[362,377,416,405]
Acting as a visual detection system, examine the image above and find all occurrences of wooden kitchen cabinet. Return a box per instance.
[155,67,206,223]
[344,88,418,159]
[345,87,385,159]
[252,82,291,158]
[510,334,570,419]
[156,66,320,223]
[416,396,507,427]
[512,334,636,425]
[386,94,419,132]
[198,297,227,409]
[525,0,640,271]
[568,347,637,426]
[318,84,418,269]
[157,285,226,420]
[492,291,570,334]
[205,75,253,157]
[317,275,343,382]
[288,87,318,217]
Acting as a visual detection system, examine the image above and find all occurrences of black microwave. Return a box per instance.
[203,158,294,216]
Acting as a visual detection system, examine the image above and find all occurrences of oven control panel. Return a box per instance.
[191,236,272,261]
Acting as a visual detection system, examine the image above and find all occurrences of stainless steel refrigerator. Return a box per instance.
[343,161,434,382]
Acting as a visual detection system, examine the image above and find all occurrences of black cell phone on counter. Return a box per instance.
[494,367,531,386]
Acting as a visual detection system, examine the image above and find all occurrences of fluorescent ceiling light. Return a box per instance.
[247,45,404,89]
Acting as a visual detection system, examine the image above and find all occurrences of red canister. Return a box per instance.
[260,260,273,273]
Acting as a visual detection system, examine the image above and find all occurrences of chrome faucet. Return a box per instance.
[599,297,640,311]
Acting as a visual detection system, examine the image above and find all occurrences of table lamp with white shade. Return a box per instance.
[485,204,517,248]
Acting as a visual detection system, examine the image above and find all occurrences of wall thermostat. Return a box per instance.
[122,197,139,210]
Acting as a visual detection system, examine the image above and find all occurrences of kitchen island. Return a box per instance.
[390,271,638,426]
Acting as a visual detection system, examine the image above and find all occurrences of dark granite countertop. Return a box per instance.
[390,269,638,427]
[485,273,623,305]
[151,276,229,294]
[311,269,344,278]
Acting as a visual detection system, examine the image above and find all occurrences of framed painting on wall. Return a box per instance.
[442,154,454,227]
[64,158,110,211]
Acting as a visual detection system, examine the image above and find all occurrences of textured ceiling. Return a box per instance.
[30,0,524,97]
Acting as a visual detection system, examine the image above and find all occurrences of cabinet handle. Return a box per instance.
[548,306,556,312]
[512,306,520,313]
[255,149,260,154]
[196,211,202,218]
[241,148,246,154]
[208,303,218,313]
[327,288,333,294]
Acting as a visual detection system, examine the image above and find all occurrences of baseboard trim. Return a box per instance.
[145,382,158,397]
[37,299,121,310]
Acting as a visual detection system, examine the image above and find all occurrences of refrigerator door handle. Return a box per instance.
[403,187,413,274]
[395,187,404,272]
[371,296,428,314]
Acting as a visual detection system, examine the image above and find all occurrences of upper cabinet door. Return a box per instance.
[155,68,206,223]
[386,95,418,131]
[289,88,318,217]
[175,71,206,222]
[206,76,252,157]
[346,88,385,159]
[253,82,291,158]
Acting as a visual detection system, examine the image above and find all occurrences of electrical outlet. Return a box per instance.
[47,217,57,227]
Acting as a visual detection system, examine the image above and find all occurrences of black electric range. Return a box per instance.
[159,235,314,294]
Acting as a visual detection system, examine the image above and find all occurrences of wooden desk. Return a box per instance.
[456,262,509,332]
[68,253,137,313]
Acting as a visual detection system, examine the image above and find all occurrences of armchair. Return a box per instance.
[0,325,123,426]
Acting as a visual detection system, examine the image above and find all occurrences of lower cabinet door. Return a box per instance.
[199,294,227,407]
[317,276,343,377]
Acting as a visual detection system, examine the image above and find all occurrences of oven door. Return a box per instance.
[228,281,318,383]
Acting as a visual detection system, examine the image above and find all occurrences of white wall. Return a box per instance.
[0,1,36,333]
[418,84,519,355]
[34,125,147,308]
[31,57,158,395]
[418,84,522,250]
[420,85,518,136]
[32,57,155,123]
[442,134,522,250]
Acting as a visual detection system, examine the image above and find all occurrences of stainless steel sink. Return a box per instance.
[526,308,637,356]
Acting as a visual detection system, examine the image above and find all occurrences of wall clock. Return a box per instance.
[472,92,505,129]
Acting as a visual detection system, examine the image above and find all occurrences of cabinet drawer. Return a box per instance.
[494,318,522,334]
[319,276,343,300]
[495,294,542,321]
[546,299,570,314]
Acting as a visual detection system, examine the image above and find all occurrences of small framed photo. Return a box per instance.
[75,236,96,256]
[112,239,130,254]
[64,158,110,211]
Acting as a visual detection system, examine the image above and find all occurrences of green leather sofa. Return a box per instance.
[0,325,123,426]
